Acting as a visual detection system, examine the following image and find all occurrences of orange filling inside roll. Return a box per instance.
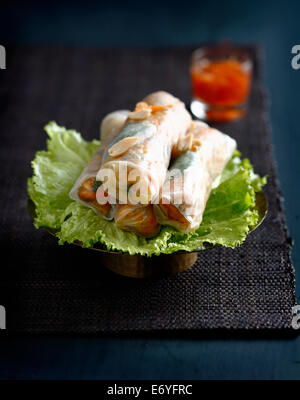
[159,203,190,229]
[115,204,160,237]
[78,177,111,217]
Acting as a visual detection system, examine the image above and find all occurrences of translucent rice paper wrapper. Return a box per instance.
[155,121,237,232]
[69,110,129,220]
[97,91,192,205]
[114,204,160,238]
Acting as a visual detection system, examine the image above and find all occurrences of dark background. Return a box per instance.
[1,0,300,379]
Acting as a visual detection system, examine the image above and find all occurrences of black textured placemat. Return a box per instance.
[0,45,296,333]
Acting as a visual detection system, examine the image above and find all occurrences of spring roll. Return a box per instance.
[96,91,191,205]
[100,110,130,143]
[69,110,129,219]
[154,121,237,232]
[114,204,160,237]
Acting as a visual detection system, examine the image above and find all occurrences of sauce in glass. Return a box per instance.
[190,45,252,122]
[191,59,251,106]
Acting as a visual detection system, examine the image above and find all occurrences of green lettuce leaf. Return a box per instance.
[27,121,99,229]
[28,122,267,256]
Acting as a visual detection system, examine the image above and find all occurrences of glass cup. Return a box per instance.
[190,43,252,122]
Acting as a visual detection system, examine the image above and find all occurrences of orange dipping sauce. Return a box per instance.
[191,59,251,107]
[190,45,252,122]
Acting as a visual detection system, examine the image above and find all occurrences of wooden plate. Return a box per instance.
[27,191,268,278]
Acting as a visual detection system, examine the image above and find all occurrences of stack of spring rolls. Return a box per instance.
[70,91,237,237]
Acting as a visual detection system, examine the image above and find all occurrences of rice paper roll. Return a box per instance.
[114,204,160,237]
[154,121,237,232]
[100,110,130,143]
[69,110,129,219]
[96,91,191,205]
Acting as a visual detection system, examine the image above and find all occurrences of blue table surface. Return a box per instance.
[1,0,300,380]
